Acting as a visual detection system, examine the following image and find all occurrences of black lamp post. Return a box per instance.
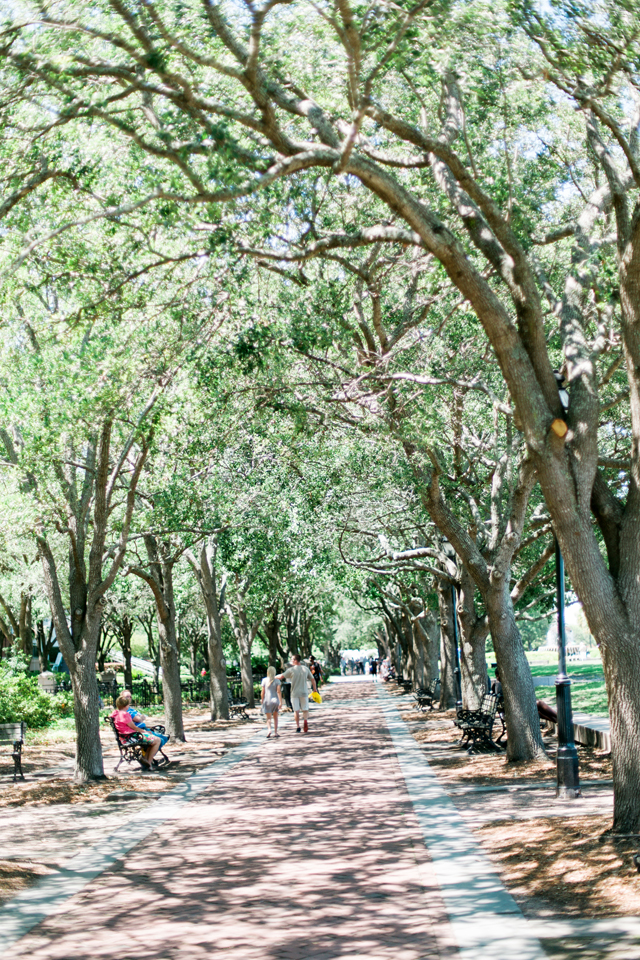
[442,538,462,709]
[554,537,581,799]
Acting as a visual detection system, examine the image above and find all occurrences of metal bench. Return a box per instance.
[454,693,501,753]
[104,716,169,771]
[229,697,250,720]
[0,721,26,782]
[414,678,440,712]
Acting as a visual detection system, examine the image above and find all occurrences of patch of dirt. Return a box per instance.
[0,776,175,808]
[475,815,640,918]
[404,707,612,786]
[0,859,57,903]
[0,708,260,807]
[405,703,628,917]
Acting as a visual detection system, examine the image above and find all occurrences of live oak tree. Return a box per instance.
[5,0,640,825]
[239,240,554,758]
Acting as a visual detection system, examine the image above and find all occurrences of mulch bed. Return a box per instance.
[403,702,638,918]
[402,707,612,785]
[0,707,261,807]
[476,815,640,918]
[0,859,57,904]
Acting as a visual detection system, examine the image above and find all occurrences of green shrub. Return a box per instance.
[0,662,58,728]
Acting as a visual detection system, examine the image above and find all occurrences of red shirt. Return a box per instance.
[111,709,138,738]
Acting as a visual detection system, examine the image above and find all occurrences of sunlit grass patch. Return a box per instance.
[535,680,609,716]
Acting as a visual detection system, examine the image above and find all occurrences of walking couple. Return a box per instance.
[261,654,318,738]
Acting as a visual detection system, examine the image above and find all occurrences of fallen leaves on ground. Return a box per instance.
[476,815,640,917]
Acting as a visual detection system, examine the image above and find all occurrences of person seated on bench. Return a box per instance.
[111,695,162,769]
[537,699,558,725]
[121,690,169,748]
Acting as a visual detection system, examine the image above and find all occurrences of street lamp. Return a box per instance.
[554,537,581,799]
[442,538,462,710]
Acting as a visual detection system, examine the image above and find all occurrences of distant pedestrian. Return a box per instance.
[261,666,283,739]
[371,658,378,682]
[278,655,317,734]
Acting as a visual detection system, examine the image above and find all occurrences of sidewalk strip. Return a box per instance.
[0,729,264,957]
[377,688,547,960]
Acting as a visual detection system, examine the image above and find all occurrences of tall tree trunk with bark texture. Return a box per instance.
[35,423,147,780]
[186,542,229,722]
[457,568,489,710]
[131,536,185,741]
[437,580,458,710]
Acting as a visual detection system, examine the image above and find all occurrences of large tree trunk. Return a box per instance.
[19,593,33,658]
[421,609,440,683]
[284,602,301,660]
[547,499,640,830]
[187,542,229,722]
[262,603,281,668]
[437,581,457,709]
[457,568,488,710]
[409,449,545,757]
[36,618,56,672]
[69,629,104,780]
[485,577,544,762]
[600,638,640,832]
[36,422,146,781]
[410,619,425,689]
[40,543,107,781]
[119,615,134,691]
[228,591,261,708]
[238,635,254,706]
[135,536,185,742]
[157,605,184,740]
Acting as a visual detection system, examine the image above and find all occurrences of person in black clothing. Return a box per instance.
[308,655,322,688]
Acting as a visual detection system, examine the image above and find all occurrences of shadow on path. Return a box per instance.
[4,684,451,960]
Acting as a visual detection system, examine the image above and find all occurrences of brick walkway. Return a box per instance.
[2,682,459,960]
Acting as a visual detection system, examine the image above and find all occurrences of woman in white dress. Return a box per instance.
[261,666,283,738]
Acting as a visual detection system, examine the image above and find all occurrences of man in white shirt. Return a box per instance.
[278,655,317,734]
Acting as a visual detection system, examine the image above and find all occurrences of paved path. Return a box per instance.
[0,681,600,959]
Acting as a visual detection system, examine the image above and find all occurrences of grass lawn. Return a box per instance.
[535,680,609,716]
[529,660,604,678]
[26,717,77,745]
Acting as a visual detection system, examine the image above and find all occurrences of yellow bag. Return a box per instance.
[310,691,322,704]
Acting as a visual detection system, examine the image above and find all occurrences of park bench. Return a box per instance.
[229,696,250,721]
[454,693,501,753]
[104,716,170,772]
[395,674,413,693]
[0,721,26,782]
[414,679,440,712]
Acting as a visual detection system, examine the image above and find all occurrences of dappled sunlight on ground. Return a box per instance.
[3,686,450,960]
[477,815,640,919]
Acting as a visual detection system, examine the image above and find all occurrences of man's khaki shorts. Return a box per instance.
[292,695,309,712]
